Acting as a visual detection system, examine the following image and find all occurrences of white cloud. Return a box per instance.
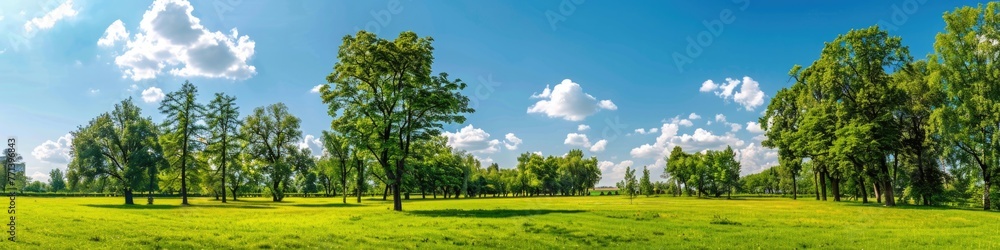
[127,84,140,93]
[737,142,778,175]
[598,160,634,186]
[590,139,608,152]
[533,151,543,156]
[679,119,693,127]
[699,79,719,92]
[30,171,50,183]
[746,121,764,134]
[503,133,522,150]
[24,0,78,32]
[32,133,73,164]
[733,76,766,111]
[634,128,646,134]
[688,113,701,120]
[564,133,592,148]
[141,86,165,103]
[700,76,767,111]
[297,134,322,151]
[577,124,590,132]
[730,123,741,132]
[97,19,129,47]
[715,114,727,123]
[629,119,745,163]
[88,88,100,95]
[310,84,324,93]
[443,125,500,154]
[108,0,256,81]
[527,79,616,121]
[669,116,693,127]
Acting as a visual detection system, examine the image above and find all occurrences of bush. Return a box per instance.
[599,191,605,196]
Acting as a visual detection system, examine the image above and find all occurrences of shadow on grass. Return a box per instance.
[840,202,986,212]
[83,204,276,209]
[290,203,363,208]
[407,209,585,218]
[83,204,180,210]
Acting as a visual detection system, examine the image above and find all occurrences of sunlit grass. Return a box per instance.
[8,195,1000,249]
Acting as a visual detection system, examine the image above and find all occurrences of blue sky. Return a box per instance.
[0,0,985,186]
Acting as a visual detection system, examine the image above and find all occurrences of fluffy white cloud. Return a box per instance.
[24,0,78,32]
[590,139,608,152]
[310,84,324,93]
[746,121,764,134]
[715,114,727,123]
[699,80,719,92]
[443,125,500,154]
[730,123,742,132]
[88,88,100,95]
[630,121,745,162]
[141,86,165,103]
[503,133,522,150]
[97,19,129,47]
[564,133,591,148]
[669,116,693,127]
[107,0,256,81]
[688,113,701,120]
[634,128,646,134]
[733,77,766,111]
[737,142,778,175]
[32,133,73,164]
[527,79,616,121]
[699,76,767,111]
[297,134,323,152]
[30,171,50,183]
[533,151,543,156]
[577,124,590,132]
[598,160,634,186]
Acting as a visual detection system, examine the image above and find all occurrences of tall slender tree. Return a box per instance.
[159,81,207,205]
[205,93,240,203]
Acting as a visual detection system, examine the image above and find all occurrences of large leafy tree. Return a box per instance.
[205,93,240,203]
[320,30,473,211]
[931,2,1000,210]
[822,26,910,206]
[159,81,207,205]
[68,98,163,205]
[241,103,303,202]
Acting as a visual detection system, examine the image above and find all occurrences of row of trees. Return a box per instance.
[661,146,742,199]
[759,3,1000,210]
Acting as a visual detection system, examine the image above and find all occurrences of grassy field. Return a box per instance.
[7,195,1000,249]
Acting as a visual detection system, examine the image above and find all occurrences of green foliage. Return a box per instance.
[639,166,653,197]
[67,98,164,205]
[49,168,66,192]
[320,30,474,211]
[205,93,241,202]
[158,81,207,205]
[241,103,303,202]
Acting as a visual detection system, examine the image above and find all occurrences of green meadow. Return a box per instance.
[8,196,1000,249]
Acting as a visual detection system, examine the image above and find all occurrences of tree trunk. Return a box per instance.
[831,177,841,202]
[860,177,868,203]
[124,188,134,205]
[382,185,389,200]
[814,171,820,200]
[880,159,895,206]
[820,170,828,201]
[230,187,238,201]
[392,183,402,211]
[791,172,797,200]
[873,182,880,204]
[271,180,282,202]
[982,179,991,210]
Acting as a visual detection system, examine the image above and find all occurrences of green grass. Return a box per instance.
[7,195,1000,249]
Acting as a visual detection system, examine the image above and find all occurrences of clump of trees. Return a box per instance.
[661,146,742,199]
[758,3,1000,210]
